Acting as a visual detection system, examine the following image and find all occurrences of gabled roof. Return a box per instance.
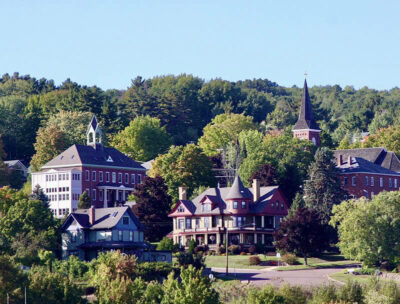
[62,206,144,231]
[4,160,27,170]
[42,144,145,170]
[337,157,400,176]
[226,175,253,200]
[334,147,400,173]
[293,79,320,131]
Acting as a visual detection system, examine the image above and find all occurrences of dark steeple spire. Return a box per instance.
[293,79,320,130]
[226,175,252,200]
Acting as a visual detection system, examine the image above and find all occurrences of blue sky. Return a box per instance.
[1,1,399,90]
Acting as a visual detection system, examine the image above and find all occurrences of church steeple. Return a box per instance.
[87,115,102,147]
[292,78,321,146]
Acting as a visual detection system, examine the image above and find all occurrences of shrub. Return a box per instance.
[281,253,299,265]
[176,253,205,270]
[217,245,225,255]
[136,262,177,281]
[228,245,241,255]
[309,284,338,304]
[256,242,265,254]
[357,267,376,275]
[157,237,179,252]
[338,280,364,304]
[248,256,261,266]
[187,239,196,254]
[240,251,247,256]
[248,245,257,255]
[277,284,308,304]
[247,285,285,304]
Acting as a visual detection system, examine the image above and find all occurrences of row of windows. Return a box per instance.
[45,187,70,193]
[84,170,142,185]
[48,194,70,201]
[95,230,135,242]
[45,173,70,182]
[85,188,130,202]
[51,208,70,216]
[177,216,279,230]
[344,176,399,188]
[72,174,81,180]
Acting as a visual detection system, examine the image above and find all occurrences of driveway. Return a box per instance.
[211,267,344,287]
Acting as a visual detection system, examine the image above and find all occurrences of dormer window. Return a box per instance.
[241,201,246,209]
[233,201,238,209]
[202,204,211,212]
[107,156,113,162]
[177,205,185,212]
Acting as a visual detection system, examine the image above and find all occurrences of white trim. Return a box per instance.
[292,129,321,133]
[339,172,400,177]
[41,164,146,171]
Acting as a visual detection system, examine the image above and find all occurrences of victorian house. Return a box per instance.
[31,116,146,218]
[168,176,289,249]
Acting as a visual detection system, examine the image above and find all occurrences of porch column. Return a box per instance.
[240,233,244,244]
[262,234,265,244]
[122,190,125,202]
[204,234,208,245]
[103,189,107,208]
[216,233,221,245]
[261,216,265,228]
[254,233,257,245]
[116,190,119,202]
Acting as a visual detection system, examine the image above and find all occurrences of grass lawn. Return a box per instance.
[329,272,375,284]
[205,254,278,269]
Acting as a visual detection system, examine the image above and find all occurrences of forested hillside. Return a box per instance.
[1,72,399,163]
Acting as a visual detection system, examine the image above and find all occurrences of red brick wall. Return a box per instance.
[293,130,320,146]
[339,173,400,199]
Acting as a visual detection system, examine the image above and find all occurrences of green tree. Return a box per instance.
[111,115,171,161]
[0,135,9,187]
[131,176,172,241]
[162,266,220,304]
[363,125,400,155]
[331,191,400,267]
[30,184,49,203]
[157,237,178,252]
[78,191,91,209]
[0,255,27,303]
[275,208,331,265]
[303,148,346,223]
[149,144,216,202]
[198,113,257,156]
[0,186,27,216]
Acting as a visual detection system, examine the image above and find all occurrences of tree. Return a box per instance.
[0,135,9,187]
[30,111,92,171]
[198,113,257,156]
[0,255,27,303]
[162,266,220,304]
[275,208,330,265]
[111,115,171,161]
[30,184,49,203]
[131,176,172,242]
[363,125,400,155]
[248,163,277,186]
[331,191,400,267]
[78,191,91,209]
[149,144,216,202]
[303,148,346,223]
[157,237,178,252]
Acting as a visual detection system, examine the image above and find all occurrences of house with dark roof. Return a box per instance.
[31,116,146,218]
[168,176,289,249]
[61,206,172,262]
[4,160,28,178]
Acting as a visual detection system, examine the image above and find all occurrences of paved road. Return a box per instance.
[211,267,344,287]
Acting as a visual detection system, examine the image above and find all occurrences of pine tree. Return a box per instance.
[0,136,9,187]
[30,184,49,204]
[78,191,91,209]
[303,147,346,223]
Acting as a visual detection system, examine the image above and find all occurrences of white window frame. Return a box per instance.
[85,170,90,181]
[380,177,383,187]
[99,171,103,182]
[112,172,116,183]
[92,171,96,181]
[125,173,129,184]
[371,177,374,186]
[92,189,96,201]
[352,176,356,186]
[118,173,122,184]
[106,172,110,182]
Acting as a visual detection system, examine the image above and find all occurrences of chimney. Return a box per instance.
[178,187,187,200]
[252,179,260,202]
[89,206,95,225]
[348,156,352,165]
[338,154,343,166]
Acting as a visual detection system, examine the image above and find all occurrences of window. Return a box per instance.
[129,231,133,241]
[389,178,393,188]
[281,203,284,210]
[395,179,398,188]
[137,174,142,184]
[99,190,103,201]
[233,201,238,209]
[66,174,69,180]
[365,191,369,199]
[343,177,348,186]
[195,218,200,228]
[131,174,135,184]
[99,172,103,182]
[125,173,129,184]
[178,219,184,229]
[85,170,90,181]
[186,218,192,229]
[118,173,122,183]
[178,205,185,212]
[365,176,369,186]
[380,177,383,187]
[97,231,112,241]
[92,189,96,201]
[352,176,356,186]
[118,230,123,241]
[106,172,110,182]
[371,177,375,186]
[241,201,246,209]
[271,202,274,209]
[123,216,129,225]
[202,204,211,212]
[204,217,210,228]
[112,172,116,183]
[371,192,374,198]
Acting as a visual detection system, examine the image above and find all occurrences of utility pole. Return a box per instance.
[225,227,229,275]
[25,286,27,304]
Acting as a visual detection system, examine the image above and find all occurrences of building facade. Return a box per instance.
[31,116,146,218]
[168,176,289,249]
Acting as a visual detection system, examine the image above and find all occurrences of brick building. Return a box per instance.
[32,116,146,218]
[168,176,289,249]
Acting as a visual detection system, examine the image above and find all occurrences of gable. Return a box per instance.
[115,210,138,230]
[168,201,194,217]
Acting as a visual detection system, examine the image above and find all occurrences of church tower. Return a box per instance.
[292,79,321,146]
[87,115,103,148]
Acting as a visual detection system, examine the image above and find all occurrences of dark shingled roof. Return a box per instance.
[337,157,400,176]
[334,148,400,173]
[226,175,252,200]
[42,144,145,170]
[293,79,320,131]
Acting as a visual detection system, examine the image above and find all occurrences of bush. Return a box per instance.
[187,239,196,254]
[157,237,179,252]
[136,262,177,281]
[217,245,225,255]
[309,284,338,304]
[240,251,247,256]
[357,267,376,275]
[176,253,205,270]
[256,242,265,254]
[248,245,256,255]
[338,280,364,304]
[277,284,308,304]
[247,285,285,304]
[281,253,299,265]
[228,245,241,255]
[248,256,261,266]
